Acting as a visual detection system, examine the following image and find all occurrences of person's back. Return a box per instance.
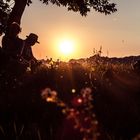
[2,35,23,58]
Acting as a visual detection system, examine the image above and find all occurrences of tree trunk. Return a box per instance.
[7,0,27,26]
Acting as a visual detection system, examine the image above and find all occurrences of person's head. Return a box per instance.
[26,33,39,46]
[8,22,21,37]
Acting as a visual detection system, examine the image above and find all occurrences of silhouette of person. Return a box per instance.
[20,33,40,68]
[2,22,23,59]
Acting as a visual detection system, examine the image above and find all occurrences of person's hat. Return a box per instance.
[26,33,40,43]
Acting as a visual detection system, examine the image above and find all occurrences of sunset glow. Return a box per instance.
[59,40,74,55]
[21,0,140,60]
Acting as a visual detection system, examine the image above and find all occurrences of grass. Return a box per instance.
[0,55,140,140]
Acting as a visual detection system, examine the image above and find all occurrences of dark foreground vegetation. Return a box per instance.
[0,54,140,140]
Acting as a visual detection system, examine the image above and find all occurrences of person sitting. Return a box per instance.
[2,22,23,59]
[19,33,40,70]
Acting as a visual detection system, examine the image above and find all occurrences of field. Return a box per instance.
[0,54,140,140]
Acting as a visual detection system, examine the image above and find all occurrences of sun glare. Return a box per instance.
[59,40,74,55]
[53,37,78,61]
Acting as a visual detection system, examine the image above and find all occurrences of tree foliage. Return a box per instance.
[0,0,12,35]
[0,0,117,35]
[40,0,117,16]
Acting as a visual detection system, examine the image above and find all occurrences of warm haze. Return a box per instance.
[4,0,140,61]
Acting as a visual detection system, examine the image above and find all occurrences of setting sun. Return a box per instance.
[59,40,74,55]
[52,35,80,61]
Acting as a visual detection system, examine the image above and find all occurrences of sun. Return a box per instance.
[59,40,74,55]
[53,37,78,61]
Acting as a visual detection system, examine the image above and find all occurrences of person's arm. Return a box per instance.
[29,47,37,63]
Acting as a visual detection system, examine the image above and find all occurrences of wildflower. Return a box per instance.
[41,88,51,100]
[41,88,58,102]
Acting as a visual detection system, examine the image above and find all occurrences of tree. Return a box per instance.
[0,0,12,35]
[0,0,117,35]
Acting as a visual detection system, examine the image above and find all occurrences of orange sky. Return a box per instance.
[2,0,140,61]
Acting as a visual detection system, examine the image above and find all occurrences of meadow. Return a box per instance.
[0,54,140,140]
